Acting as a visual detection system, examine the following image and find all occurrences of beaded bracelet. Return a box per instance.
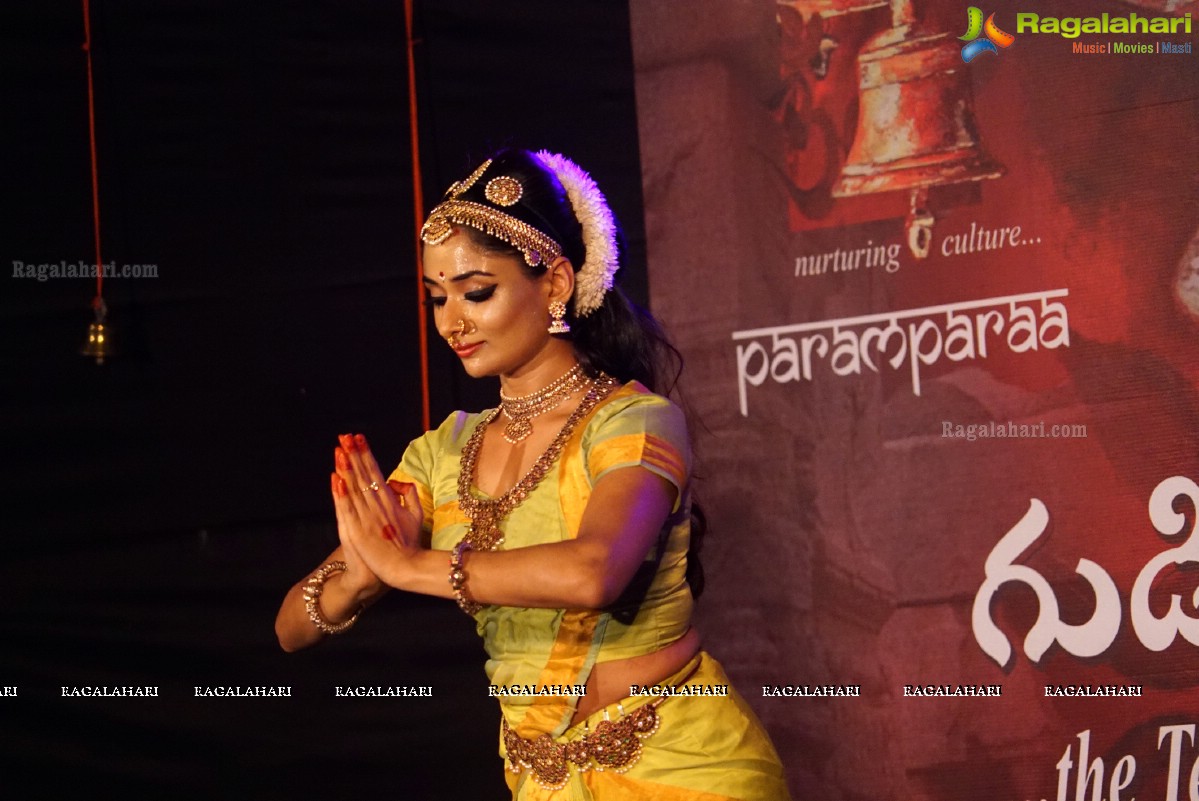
[302,561,362,634]
[449,541,482,615]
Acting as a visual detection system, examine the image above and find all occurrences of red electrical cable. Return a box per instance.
[404,0,431,431]
[82,0,104,314]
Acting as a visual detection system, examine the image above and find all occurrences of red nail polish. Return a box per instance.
[381,524,396,541]
[335,447,350,471]
[338,433,356,453]
[331,473,348,498]
[354,433,369,450]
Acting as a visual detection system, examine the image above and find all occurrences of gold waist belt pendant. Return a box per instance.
[502,700,663,791]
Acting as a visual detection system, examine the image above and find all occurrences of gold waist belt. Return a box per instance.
[502,702,662,791]
[501,658,702,791]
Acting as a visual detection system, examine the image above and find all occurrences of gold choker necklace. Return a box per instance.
[498,363,586,444]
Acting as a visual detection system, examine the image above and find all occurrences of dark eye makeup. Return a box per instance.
[422,284,496,308]
[465,286,497,303]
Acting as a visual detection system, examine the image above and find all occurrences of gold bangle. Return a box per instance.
[302,561,361,634]
[449,541,482,615]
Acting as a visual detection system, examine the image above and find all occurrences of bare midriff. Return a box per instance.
[569,626,701,726]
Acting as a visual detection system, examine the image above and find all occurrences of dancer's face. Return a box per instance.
[422,234,555,379]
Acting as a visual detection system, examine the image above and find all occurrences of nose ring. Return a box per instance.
[446,319,475,345]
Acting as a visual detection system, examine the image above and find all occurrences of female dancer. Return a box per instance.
[276,148,790,800]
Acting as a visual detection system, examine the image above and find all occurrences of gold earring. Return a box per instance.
[547,301,570,335]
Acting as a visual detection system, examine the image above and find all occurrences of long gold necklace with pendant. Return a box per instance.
[457,371,618,552]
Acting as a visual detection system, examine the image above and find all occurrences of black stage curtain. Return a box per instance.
[2,2,645,796]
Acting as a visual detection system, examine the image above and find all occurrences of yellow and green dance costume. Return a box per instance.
[391,382,791,800]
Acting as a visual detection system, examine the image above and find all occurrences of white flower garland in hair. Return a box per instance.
[535,150,618,317]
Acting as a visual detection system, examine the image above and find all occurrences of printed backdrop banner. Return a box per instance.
[631,1,1199,799]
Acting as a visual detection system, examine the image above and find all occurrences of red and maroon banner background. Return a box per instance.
[631,0,1199,798]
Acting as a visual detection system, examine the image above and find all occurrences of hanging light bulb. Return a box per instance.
[81,298,111,365]
[80,2,112,365]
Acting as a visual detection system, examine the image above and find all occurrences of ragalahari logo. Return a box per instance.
[959,7,1016,62]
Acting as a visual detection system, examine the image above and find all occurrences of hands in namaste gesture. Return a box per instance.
[331,433,424,592]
